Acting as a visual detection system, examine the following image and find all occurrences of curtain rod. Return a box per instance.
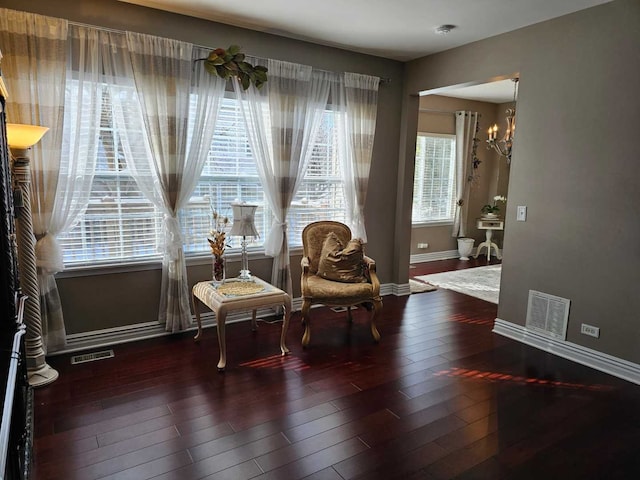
[67,20,390,84]
[419,108,481,117]
[419,108,455,115]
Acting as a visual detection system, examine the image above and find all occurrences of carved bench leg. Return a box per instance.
[192,292,203,342]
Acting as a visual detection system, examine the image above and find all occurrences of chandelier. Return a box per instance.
[487,78,518,164]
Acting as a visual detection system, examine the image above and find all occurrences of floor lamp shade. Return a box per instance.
[230,203,258,281]
[6,123,49,150]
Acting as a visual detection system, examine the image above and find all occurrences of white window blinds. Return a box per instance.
[59,83,163,265]
[60,92,347,267]
[412,133,457,224]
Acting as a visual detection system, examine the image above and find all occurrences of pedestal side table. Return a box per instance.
[475,218,504,261]
[192,277,291,371]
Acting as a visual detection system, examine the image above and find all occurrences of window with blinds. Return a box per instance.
[59,83,164,265]
[412,133,457,224]
[182,97,346,255]
[184,96,266,255]
[59,91,346,267]
[288,109,346,245]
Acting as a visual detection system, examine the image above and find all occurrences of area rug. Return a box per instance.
[415,265,501,304]
[409,278,437,294]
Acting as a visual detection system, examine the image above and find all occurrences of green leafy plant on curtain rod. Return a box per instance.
[197,45,268,89]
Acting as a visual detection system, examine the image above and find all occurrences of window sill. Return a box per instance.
[56,259,163,278]
[56,246,305,278]
[412,221,454,228]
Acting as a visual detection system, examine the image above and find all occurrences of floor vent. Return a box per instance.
[525,290,570,340]
[330,306,358,313]
[71,349,114,365]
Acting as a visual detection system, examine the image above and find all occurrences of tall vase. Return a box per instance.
[213,254,225,283]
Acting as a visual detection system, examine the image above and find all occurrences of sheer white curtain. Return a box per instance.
[340,72,380,242]
[234,59,331,294]
[123,33,225,332]
[452,111,479,237]
[0,9,69,351]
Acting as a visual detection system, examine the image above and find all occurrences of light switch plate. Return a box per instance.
[517,205,527,221]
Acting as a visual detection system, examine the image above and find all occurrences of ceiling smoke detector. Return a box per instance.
[435,24,456,35]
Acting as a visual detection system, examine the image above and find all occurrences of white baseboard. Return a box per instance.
[493,318,640,385]
[385,283,410,296]
[410,249,463,264]
[60,309,268,356]
[54,283,406,356]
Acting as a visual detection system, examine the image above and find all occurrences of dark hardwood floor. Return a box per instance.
[32,259,640,479]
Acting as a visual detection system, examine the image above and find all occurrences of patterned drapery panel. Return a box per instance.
[0,8,69,351]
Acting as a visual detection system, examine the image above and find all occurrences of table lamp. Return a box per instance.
[7,123,59,387]
[229,202,258,281]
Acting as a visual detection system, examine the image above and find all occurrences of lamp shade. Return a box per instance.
[6,123,49,149]
[229,203,258,237]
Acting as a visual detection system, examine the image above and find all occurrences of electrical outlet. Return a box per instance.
[417,243,429,249]
[581,323,600,338]
[517,205,527,221]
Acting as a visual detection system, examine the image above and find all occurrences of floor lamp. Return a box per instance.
[230,202,258,281]
[7,123,59,387]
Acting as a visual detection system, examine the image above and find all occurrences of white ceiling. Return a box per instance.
[429,79,518,104]
[119,0,610,62]
[118,0,610,103]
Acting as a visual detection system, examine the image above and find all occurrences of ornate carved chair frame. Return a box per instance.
[300,221,382,347]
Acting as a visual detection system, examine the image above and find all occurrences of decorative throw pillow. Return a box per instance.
[317,232,366,283]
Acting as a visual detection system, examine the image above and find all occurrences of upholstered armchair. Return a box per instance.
[300,221,382,347]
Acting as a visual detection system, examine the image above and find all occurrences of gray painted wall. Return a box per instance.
[400,0,640,363]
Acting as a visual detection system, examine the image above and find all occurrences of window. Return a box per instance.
[59,91,346,267]
[182,97,268,255]
[59,83,164,265]
[185,97,346,253]
[288,110,346,245]
[412,133,456,224]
